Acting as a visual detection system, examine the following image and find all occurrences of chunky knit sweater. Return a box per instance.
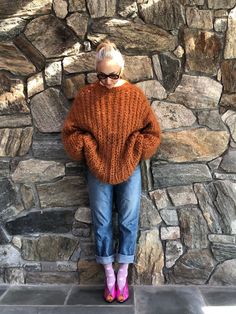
[61,79,161,184]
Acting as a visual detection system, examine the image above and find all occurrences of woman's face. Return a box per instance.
[96,59,123,89]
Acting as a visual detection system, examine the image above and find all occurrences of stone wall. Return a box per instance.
[0,0,236,285]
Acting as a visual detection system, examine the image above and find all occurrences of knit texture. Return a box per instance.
[61,79,161,184]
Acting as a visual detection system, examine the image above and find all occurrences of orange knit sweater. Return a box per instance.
[61,79,161,184]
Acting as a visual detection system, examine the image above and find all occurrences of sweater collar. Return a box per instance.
[94,79,130,92]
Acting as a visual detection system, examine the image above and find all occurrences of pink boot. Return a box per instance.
[116,277,129,303]
[103,279,116,303]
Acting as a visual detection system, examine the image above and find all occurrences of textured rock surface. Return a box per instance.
[134,229,164,285]
[168,249,216,284]
[167,75,222,109]
[157,128,229,162]
[89,18,178,53]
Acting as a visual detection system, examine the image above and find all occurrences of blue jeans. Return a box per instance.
[85,163,142,265]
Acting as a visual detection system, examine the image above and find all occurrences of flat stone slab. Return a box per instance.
[135,285,205,314]
[0,285,70,305]
[199,286,236,306]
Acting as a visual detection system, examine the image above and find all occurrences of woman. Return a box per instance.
[61,39,161,303]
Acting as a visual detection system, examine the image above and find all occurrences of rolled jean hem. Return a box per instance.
[95,254,115,264]
[116,253,134,263]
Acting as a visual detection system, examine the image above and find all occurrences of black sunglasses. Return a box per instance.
[97,70,121,81]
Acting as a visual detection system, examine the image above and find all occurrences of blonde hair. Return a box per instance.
[95,39,125,71]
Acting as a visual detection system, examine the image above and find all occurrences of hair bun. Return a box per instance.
[96,39,117,53]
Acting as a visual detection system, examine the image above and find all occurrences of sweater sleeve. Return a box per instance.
[61,96,91,161]
[137,98,162,160]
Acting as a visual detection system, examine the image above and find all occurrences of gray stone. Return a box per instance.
[0,160,10,177]
[88,18,177,53]
[173,45,185,58]
[159,209,179,226]
[165,240,183,268]
[74,206,92,224]
[68,0,86,12]
[63,51,96,74]
[208,0,236,9]
[138,0,185,31]
[26,271,78,284]
[135,80,167,100]
[0,225,12,244]
[224,6,236,59]
[0,72,29,115]
[180,0,204,4]
[118,0,138,18]
[21,235,79,261]
[214,17,228,32]
[152,54,163,82]
[63,74,85,99]
[186,7,213,30]
[208,157,222,171]
[66,12,88,40]
[0,244,23,267]
[123,55,153,82]
[152,101,196,130]
[221,110,236,141]
[152,163,212,188]
[53,0,68,19]
[178,206,209,249]
[0,115,32,128]
[197,110,227,131]
[36,176,88,208]
[13,33,45,71]
[134,229,164,285]
[24,15,80,58]
[156,128,229,162]
[45,61,62,87]
[220,149,236,172]
[5,268,24,284]
[77,259,104,284]
[211,243,236,261]
[11,159,65,183]
[20,184,35,211]
[208,234,236,244]
[0,17,27,40]
[221,60,236,92]
[30,88,68,133]
[139,194,162,228]
[220,93,236,111]
[213,180,236,234]
[87,0,116,17]
[184,29,223,75]
[0,0,53,17]
[32,132,68,160]
[0,42,36,76]
[0,127,33,157]
[209,259,236,285]
[168,75,222,109]
[149,188,171,210]
[167,185,198,206]
[169,249,216,284]
[27,72,44,98]
[194,183,222,233]
[158,52,182,92]
[160,226,180,240]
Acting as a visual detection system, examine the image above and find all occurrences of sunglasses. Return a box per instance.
[96,70,121,81]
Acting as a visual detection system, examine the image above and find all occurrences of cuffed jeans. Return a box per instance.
[85,164,142,265]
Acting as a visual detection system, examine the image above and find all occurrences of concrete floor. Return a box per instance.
[0,284,236,313]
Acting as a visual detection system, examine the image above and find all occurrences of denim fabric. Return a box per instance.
[85,164,142,265]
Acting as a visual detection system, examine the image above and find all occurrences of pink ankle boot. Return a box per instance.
[103,280,116,303]
[116,277,129,303]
